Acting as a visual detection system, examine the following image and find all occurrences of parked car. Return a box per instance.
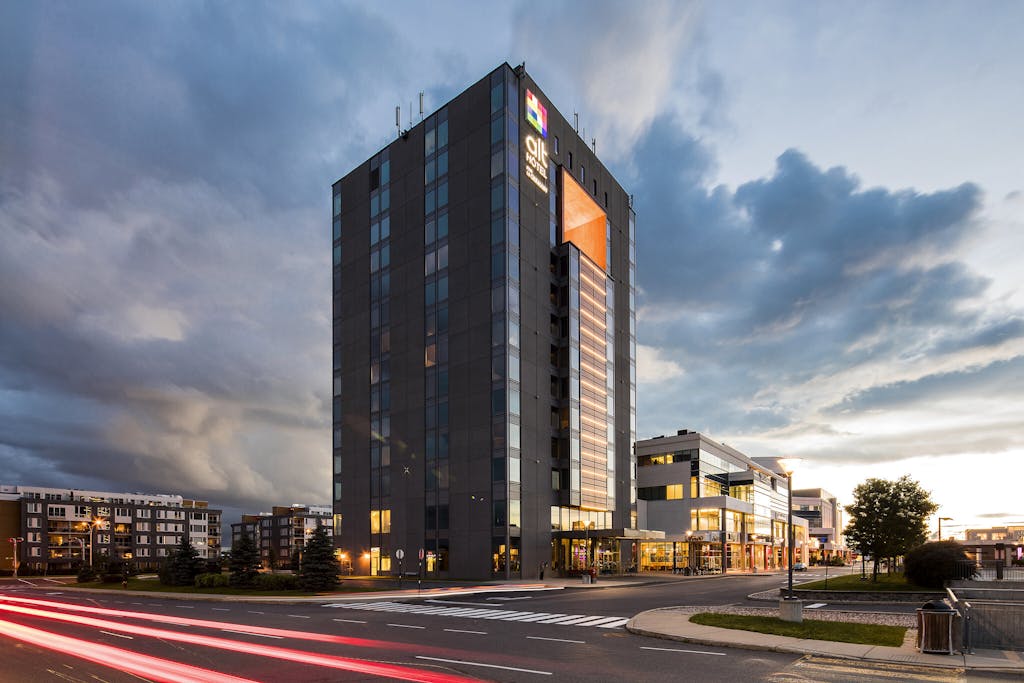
[793,562,807,571]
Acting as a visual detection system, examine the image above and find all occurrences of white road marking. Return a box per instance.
[489,596,532,601]
[332,618,367,624]
[45,592,63,595]
[416,656,552,676]
[388,623,426,629]
[247,610,264,614]
[100,631,133,639]
[806,603,827,609]
[175,605,194,609]
[287,614,310,619]
[425,599,499,607]
[444,628,487,635]
[640,646,726,656]
[595,618,630,628]
[527,636,585,644]
[211,607,230,611]
[221,629,282,639]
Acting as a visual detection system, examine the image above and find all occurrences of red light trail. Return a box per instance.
[0,617,258,683]
[0,598,482,683]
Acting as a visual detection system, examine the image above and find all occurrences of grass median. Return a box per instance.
[690,613,906,647]
[795,573,930,592]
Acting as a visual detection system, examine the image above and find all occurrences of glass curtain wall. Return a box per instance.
[490,70,521,577]
[424,108,451,575]
[369,150,392,576]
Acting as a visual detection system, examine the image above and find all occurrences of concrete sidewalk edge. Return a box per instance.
[625,609,1023,675]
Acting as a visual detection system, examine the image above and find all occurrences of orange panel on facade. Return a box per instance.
[560,168,606,271]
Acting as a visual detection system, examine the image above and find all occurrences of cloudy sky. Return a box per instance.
[2,1,1022,535]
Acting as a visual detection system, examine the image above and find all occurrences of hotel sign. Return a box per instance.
[524,89,548,193]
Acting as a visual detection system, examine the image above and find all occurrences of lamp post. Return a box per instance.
[777,457,802,623]
[8,537,23,579]
[938,516,952,542]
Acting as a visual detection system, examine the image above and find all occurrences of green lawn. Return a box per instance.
[796,572,932,592]
[691,613,906,647]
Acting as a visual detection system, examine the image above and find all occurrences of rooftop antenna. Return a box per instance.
[574,111,579,133]
[408,101,413,129]
[395,105,401,137]
[419,91,425,121]
[592,137,597,154]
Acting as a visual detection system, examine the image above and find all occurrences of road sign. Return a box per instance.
[395,549,405,560]
[418,548,424,560]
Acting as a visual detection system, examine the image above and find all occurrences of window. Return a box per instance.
[26,517,41,528]
[47,506,66,517]
[554,135,559,155]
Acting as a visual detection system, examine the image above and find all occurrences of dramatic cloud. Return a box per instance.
[1,1,1021,532]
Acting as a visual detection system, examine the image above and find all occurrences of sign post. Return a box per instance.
[395,548,405,588]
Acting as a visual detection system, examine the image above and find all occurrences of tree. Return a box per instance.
[844,476,938,580]
[160,535,204,586]
[229,532,260,587]
[904,541,974,588]
[297,527,339,592]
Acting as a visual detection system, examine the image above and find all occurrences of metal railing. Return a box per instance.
[948,586,1024,652]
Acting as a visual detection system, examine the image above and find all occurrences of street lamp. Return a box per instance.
[777,457,802,623]
[8,537,23,579]
[938,516,953,541]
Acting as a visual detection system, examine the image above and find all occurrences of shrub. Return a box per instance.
[194,572,229,588]
[254,573,298,591]
[828,556,846,567]
[903,541,974,589]
[77,564,97,583]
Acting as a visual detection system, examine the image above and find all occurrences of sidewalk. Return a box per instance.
[626,606,1024,675]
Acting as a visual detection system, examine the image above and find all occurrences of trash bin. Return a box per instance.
[917,601,956,654]
[581,573,591,584]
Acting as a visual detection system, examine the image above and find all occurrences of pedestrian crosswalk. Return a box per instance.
[323,600,630,629]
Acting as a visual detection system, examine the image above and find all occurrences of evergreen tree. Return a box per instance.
[160,535,203,586]
[229,532,260,587]
[844,475,938,580]
[297,527,339,592]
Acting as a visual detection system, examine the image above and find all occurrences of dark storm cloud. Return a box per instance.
[826,355,1024,414]
[1,2,406,208]
[631,116,1022,441]
[0,2,433,513]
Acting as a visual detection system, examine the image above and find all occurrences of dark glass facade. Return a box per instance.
[332,64,635,579]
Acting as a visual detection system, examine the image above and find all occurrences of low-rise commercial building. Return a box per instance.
[230,504,332,569]
[791,487,850,563]
[635,430,809,573]
[0,484,221,573]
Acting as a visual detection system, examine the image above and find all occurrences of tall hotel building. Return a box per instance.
[332,64,643,579]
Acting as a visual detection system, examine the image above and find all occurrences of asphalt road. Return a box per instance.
[0,576,1000,683]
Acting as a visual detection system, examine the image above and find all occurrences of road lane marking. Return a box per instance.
[45,592,63,595]
[489,596,531,601]
[527,636,585,644]
[595,618,630,628]
[640,646,726,656]
[287,615,310,619]
[416,656,552,676]
[221,629,283,639]
[387,623,426,629]
[425,599,499,607]
[332,618,366,624]
[100,631,133,639]
[806,603,827,609]
[444,628,486,635]
[247,611,264,614]
[175,605,194,609]
[211,608,230,611]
